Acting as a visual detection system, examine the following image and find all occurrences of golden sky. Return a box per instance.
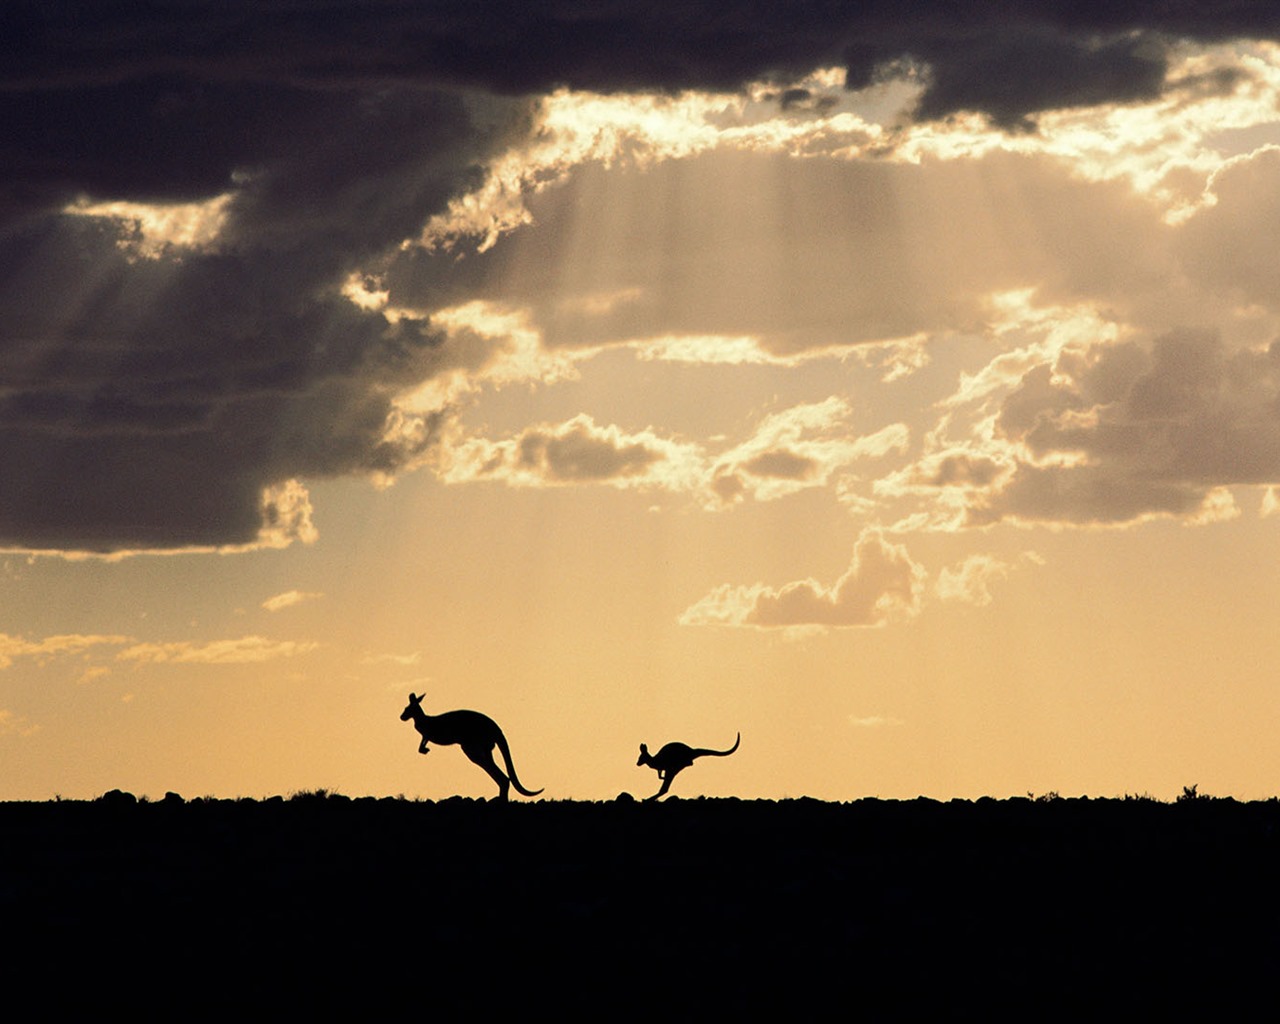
[5,9,1280,800]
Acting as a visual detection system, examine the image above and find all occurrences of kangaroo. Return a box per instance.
[636,733,740,801]
[400,692,543,802]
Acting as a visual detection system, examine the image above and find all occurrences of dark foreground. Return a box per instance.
[4,791,1277,1015]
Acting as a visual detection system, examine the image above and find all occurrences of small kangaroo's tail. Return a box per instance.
[495,729,544,797]
[693,732,740,759]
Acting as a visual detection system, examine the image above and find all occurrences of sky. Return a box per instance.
[6,1,1280,801]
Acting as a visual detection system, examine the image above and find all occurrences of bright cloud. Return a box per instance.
[893,42,1280,221]
[434,398,910,512]
[361,651,422,667]
[709,399,908,507]
[680,530,925,631]
[849,715,904,728]
[262,590,323,613]
[631,334,778,366]
[419,71,880,254]
[439,413,703,492]
[935,553,1042,607]
[78,666,112,685]
[0,633,132,670]
[254,481,320,549]
[65,193,234,258]
[117,637,319,665]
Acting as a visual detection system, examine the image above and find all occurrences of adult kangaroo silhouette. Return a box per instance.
[400,693,543,802]
[637,733,740,801]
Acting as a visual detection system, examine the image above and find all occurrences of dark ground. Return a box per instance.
[3,791,1276,1016]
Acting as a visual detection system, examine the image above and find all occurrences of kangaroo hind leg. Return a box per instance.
[647,769,676,802]
[464,742,511,802]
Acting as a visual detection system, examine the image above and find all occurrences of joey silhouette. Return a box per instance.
[637,733,740,801]
[400,692,543,802]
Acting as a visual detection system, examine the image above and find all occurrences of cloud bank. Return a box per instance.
[7,3,1280,554]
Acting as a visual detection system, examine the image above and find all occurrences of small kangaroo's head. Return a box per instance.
[400,692,424,722]
[637,743,650,767]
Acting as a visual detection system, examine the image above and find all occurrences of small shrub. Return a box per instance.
[288,787,342,802]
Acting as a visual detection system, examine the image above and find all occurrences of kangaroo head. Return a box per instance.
[400,692,424,721]
[637,743,650,766]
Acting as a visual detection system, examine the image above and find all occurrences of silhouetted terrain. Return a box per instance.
[4,791,1276,1015]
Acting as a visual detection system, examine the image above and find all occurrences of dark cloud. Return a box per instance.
[912,453,1007,489]
[743,450,817,480]
[7,3,1280,121]
[0,84,520,550]
[973,331,1280,526]
[1176,147,1280,309]
[516,418,661,482]
[969,462,1212,527]
[905,30,1167,129]
[772,87,839,114]
[711,469,749,504]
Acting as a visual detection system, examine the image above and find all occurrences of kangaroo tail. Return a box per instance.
[495,730,544,797]
[694,732,741,759]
